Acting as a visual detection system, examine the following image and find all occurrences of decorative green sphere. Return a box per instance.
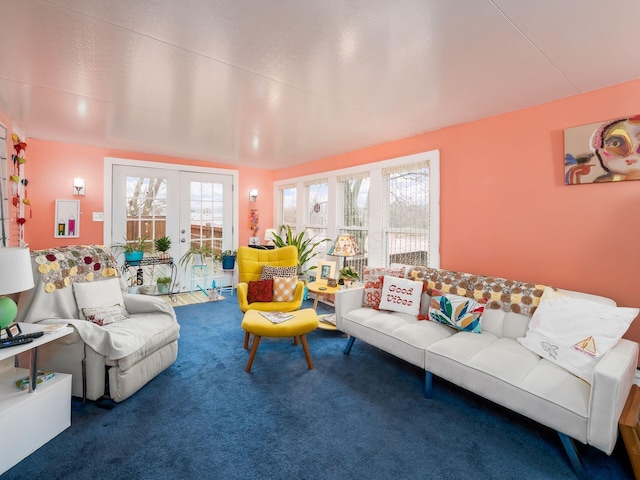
[0,297,18,329]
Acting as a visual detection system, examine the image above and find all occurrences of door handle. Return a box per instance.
[181,238,186,243]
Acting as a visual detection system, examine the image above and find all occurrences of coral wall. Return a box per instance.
[277,79,640,344]
[20,139,274,251]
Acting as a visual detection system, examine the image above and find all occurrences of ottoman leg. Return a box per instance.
[246,335,262,372]
[300,334,314,370]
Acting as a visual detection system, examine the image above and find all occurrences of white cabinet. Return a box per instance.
[0,324,73,475]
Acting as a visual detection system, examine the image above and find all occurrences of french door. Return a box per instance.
[111,165,234,292]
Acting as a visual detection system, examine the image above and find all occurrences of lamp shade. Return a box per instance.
[328,234,360,258]
[264,228,278,245]
[0,247,35,328]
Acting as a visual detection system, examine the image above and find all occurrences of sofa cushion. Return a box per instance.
[517,287,637,383]
[247,279,273,303]
[74,278,129,319]
[429,290,485,333]
[259,265,297,280]
[378,275,423,316]
[362,267,405,308]
[273,276,298,302]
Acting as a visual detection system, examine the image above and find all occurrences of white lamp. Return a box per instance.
[249,189,258,202]
[264,228,278,246]
[73,177,85,195]
[0,247,35,329]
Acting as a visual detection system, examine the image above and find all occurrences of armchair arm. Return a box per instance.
[123,293,176,318]
[588,338,639,454]
[335,286,364,330]
[237,282,250,312]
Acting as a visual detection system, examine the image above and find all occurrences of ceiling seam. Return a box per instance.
[488,0,581,94]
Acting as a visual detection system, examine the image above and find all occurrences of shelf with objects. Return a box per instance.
[0,322,73,474]
[122,256,177,300]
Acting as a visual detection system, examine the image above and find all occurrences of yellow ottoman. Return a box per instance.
[241,308,319,372]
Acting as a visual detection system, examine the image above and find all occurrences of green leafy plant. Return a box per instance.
[221,249,237,258]
[156,276,172,285]
[339,266,359,281]
[179,244,216,269]
[111,236,152,254]
[270,225,330,276]
[154,236,172,253]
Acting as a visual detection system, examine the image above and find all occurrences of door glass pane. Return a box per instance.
[281,187,297,227]
[124,175,167,249]
[189,180,224,257]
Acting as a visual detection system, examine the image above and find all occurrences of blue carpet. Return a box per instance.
[3,296,634,479]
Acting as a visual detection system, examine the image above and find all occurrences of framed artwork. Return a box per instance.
[564,115,640,185]
[316,260,336,284]
[54,200,80,238]
[327,278,338,288]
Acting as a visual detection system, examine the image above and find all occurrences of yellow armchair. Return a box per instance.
[237,245,304,313]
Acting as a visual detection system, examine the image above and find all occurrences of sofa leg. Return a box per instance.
[95,365,115,410]
[343,336,356,354]
[424,371,433,399]
[558,432,587,480]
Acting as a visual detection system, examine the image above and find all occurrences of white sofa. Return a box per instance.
[16,246,180,406]
[335,267,638,477]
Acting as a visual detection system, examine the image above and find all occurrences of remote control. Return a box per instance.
[0,337,34,348]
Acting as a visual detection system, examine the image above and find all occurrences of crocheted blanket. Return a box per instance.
[31,245,121,293]
[408,267,547,315]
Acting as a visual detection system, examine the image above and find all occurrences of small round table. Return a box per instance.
[306,281,341,330]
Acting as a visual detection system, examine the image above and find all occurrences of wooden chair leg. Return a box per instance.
[293,336,299,346]
[300,334,314,370]
[243,331,250,350]
[245,335,261,372]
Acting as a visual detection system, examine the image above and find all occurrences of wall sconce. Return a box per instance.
[73,177,85,196]
[249,189,258,202]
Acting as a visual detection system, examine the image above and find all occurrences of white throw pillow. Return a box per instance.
[517,287,638,384]
[73,278,129,320]
[378,275,423,316]
[82,304,126,325]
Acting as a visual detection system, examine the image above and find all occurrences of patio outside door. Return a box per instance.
[112,165,234,292]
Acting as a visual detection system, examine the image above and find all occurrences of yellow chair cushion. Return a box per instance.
[241,308,319,337]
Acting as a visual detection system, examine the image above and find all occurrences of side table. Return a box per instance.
[0,323,73,474]
[306,281,341,331]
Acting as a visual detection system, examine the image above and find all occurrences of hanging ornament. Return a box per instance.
[12,197,18,207]
[10,175,19,183]
[17,217,26,225]
[17,157,26,164]
[13,141,26,156]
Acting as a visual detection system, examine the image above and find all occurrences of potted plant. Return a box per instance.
[221,249,237,270]
[270,225,330,278]
[179,244,216,269]
[339,265,359,286]
[154,236,172,260]
[112,237,151,264]
[156,276,172,295]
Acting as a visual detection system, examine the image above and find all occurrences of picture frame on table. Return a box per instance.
[316,260,336,284]
[327,278,338,288]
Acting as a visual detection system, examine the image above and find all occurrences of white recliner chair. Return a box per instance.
[16,245,180,406]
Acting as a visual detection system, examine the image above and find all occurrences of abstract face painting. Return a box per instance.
[564,115,640,184]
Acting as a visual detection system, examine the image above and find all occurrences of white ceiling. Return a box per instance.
[1,0,639,170]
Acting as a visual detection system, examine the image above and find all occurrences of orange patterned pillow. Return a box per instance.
[273,276,298,302]
[361,267,405,308]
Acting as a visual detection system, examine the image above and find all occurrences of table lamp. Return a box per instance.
[328,234,360,270]
[0,247,35,329]
[264,228,278,246]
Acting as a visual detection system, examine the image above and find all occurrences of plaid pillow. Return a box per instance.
[273,276,298,302]
[247,279,273,303]
[362,267,405,308]
[259,265,297,280]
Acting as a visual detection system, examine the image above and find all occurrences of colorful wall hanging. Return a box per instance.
[564,115,640,184]
[54,200,80,238]
[10,133,29,244]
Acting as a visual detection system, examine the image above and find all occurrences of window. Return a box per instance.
[274,150,440,271]
[338,172,370,276]
[279,184,297,231]
[305,178,329,256]
[382,161,430,267]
